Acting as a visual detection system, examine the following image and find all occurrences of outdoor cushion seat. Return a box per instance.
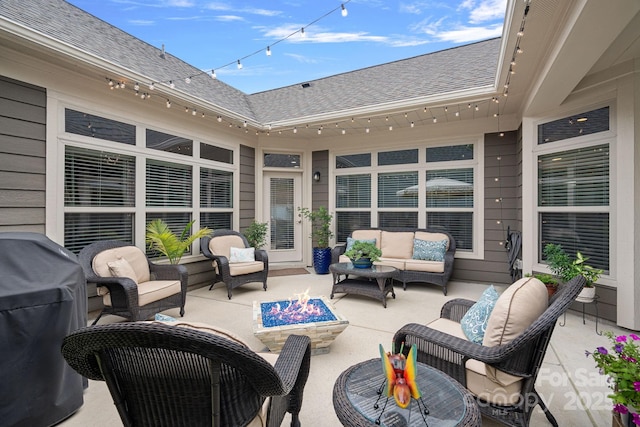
[393,275,586,427]
[62,321,311,427]
[79,240,188,325]
[201,229,269,299]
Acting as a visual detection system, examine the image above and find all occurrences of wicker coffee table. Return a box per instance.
[329,263,397,308]
[333,358,481,426]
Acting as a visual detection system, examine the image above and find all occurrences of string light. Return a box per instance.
[211,70,216,79]
[237,59,242,69]
[341,4,348,17]
[266,46,271,56]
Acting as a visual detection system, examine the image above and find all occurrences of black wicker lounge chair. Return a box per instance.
[79,240,188,325]
[393,275,585,427]
[62,322,311,427]
[201,230,269,299]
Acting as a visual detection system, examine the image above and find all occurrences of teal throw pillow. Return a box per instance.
[412,238,448,261]
[155,313,177,322]
[460,285,500,344]
[345,237,377,252]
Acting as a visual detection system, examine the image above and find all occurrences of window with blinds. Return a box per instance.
[62,108,233,256]
[65,146,135,207]
[200,168,232,208]
[336,174,371,208]
[146,160,192,207]
[538,143,610,272]
[378,172,418,208]
[270,177,294,250]
[64,146,136,253]
[335,144,477,252]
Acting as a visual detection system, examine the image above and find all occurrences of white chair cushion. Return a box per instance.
[209,235,245,259]
[102,280,180,307]
[380,231,414,259]
[229,261,265,276]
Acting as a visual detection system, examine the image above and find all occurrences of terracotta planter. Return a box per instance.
[545,284,558,298]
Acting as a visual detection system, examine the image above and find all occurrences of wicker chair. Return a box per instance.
[392,275,586,427]
[201,230,269,299]
[62,322,311,427]
[79,240,188,325]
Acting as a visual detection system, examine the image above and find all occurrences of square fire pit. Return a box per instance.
[252,295,349,355]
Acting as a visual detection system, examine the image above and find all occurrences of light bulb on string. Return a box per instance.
[211,70,216,79]
[166,99,171,108]
[266,46,271,56]
[237,60,242,69]
[134,83,139,91]
[341,4,348,17]
[185,76,191,84]
[300,27,305,38]
[169,80,175,89]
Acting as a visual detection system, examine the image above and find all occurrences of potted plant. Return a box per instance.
[543,243,603,302]
[587,331,640,426]
[525,272,559,297]
[146,219,212,264]
[297,206,333,274]
[344,240,382,269]
[243,220,268,249]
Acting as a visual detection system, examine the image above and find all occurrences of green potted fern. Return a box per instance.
[146,219,212,264]
[243,220,268,249]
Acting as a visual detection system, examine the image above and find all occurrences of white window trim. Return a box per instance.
[528,102,615,285]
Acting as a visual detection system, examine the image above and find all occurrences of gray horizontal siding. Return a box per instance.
[0,76,46,233]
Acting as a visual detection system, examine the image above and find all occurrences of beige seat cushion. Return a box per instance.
[483,277,548,385]
[427,317,524,406]
[380,231,414,259]
[209,235,246,259]
[375,257,406,270]
[102,280,181,306]
[229,261,265,276]
[93,246,151,283]
[404,259,445,273]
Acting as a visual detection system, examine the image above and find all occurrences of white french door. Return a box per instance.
[263,172,303,263]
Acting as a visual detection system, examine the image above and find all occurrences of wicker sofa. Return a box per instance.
[331,227,456,294]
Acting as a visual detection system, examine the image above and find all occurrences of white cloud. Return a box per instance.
[214,15,245,22]
[284,53,320,64]
[436,23,503,43]
[128,19,155,25]
[467,0,506,24]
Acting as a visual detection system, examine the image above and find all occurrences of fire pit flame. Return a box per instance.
[260,289,337,327]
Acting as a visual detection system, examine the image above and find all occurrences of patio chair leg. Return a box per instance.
[537,394,558,427]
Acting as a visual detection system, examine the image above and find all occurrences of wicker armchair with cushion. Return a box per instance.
[201,230,269,299]
[79,240,188,325]
[62,321,311,427]
[393,275,585,427]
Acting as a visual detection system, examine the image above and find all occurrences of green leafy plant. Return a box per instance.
[146,219,212,264]
[587,331,640,420]
[243,220,268,249]
[525,272,559,287]
[297,206,333,249]
[344,240,382,262]
[543,243,603,287]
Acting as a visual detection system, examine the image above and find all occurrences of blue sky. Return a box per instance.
[66,0,507,94]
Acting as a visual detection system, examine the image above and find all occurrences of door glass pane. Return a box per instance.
[270,178,294,250]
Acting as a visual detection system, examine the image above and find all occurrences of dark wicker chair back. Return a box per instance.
[393,275,586,427]
[62,322,311,427]
[78,240,188,325]
[200,230,269,299]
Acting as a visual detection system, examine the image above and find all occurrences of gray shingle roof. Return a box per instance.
[1,0,501,125]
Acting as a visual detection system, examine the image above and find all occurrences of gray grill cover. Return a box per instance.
[0,232,87,427]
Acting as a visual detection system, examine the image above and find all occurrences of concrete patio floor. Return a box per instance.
[59,269,629,426]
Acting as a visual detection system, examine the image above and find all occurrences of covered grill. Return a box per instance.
[0,232,87,427]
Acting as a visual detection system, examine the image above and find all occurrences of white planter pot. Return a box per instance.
[576,286,596,303]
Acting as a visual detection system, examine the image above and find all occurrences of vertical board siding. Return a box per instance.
[239,144,256,231]
[0,76,46,233]
[452,131,519,285]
